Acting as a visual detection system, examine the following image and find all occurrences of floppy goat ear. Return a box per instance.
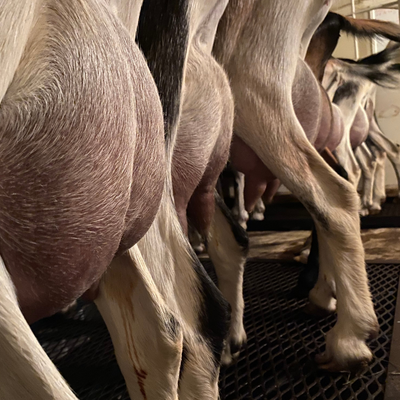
[338,44,400,88]
[337,13,400,42]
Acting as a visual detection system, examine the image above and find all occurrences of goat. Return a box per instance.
[212,1,400,371]
[0,1,230,399]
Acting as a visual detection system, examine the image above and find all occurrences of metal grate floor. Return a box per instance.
[32,261,400,400]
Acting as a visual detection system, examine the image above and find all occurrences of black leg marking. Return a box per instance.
[178,345,188,387]
[294,161,348,297]
[165,313,181,342]
[214,191,249,253]
[192,255,231,371]
[303,200,330,231]
[293,227,319,298]
[229,340,243,357]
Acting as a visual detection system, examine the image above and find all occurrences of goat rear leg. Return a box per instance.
[368,140,387,213]
[251,197,265,221]
[334,132,362,190]
[188,188,249,366]
[95,246,182,400]
[0,257,78,400]
[294,233,312,264]
[236,108,377,372]
[355,143,377,214]
[231,171,249,228]
[369,117,400,199]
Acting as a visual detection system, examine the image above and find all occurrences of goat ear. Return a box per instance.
[388,63,400,73]
[339,14,400,43]
[356,43,400,66]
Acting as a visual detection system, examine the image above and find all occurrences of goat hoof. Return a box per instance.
[368,323,380,340]
[368,207,381,215]
[192,243,205,255]
[251,212,265,221]
[316,326,374,372]
[221,333,247,366]
[60,300,78,316]
[315,352,370,373]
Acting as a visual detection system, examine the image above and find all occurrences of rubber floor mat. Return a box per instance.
[32,261,400,399]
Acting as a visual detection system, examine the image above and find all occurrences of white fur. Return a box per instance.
[95,244,183,400]
[107,0,143,37]
[0,1,43,103]
[231,171,249,228]
[369,143,387,213]
[356,143,377,215]
[0,257,78,400]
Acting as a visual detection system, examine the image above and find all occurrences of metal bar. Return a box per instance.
[398,0,400,22]
[352,1,398,14]
[338,1,398,16]
[351,0,359,59]
[370,10,377,53]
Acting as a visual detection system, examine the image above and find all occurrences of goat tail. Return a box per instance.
[137,0,190,148]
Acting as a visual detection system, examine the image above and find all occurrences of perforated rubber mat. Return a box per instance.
[32,261,400,399]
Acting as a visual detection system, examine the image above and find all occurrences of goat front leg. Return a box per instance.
[95,246,183,400]
[0,257,78,400]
